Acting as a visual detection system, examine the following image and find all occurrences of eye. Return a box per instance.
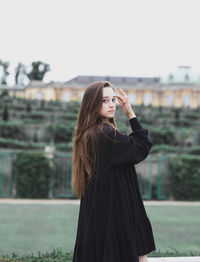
[103,98,117,103]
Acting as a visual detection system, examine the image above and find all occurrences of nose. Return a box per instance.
[109,100,115,108]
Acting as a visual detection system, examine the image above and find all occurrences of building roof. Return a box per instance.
[64,75,160,86]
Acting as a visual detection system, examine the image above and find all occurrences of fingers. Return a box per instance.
[115,89,129,108]
[116,95,128,106]
[115,89,126,98]
[119,88,127,96]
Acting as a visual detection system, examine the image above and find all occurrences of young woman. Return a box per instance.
[72,81,156,262]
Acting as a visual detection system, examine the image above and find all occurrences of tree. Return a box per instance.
[173,107,180,119]
[40,99,45,108]
[26,102,32,112]
[2,104,9,121]
[0,60,9,85]
[27,61,50,81]
[0,90,9,98]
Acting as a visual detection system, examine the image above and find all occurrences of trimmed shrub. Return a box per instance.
[151,144,178,154]
[55,142,73,152]
[20,111,48,120]
[0,121,25,140]
[0,138,45,150]
[151,144,200,155]
[15,152,52,198]
[60,112,78,121]
[10,104,25,111]
[174,128,194,146]
[172,118,191,127]
[66,100,80,113]
[169,154,200,200]
[183,146,200,155]
[46,122,75,143]
[150,126,175,145]
[184,111,200,120]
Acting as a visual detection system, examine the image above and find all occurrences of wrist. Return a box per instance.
[127,112,136,119]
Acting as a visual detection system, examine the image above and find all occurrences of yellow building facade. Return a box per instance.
[1,66,200,108]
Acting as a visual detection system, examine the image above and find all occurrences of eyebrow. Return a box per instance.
[103,96,116,98]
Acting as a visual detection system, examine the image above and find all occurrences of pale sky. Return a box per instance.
[0,0,200,85]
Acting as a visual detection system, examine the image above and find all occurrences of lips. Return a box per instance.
[108,110,115,113]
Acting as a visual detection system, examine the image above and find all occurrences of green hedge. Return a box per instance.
[55,142,73,152]
[15,152,52,199]
[60,112,78,121]
[183,146,200,155]
[151,144,178,154]
[169,154,200,200]
[20,112,49,120]
[0,121,24,140]
[184,111,200,120]
[0,138,45,150]
[150,126,175,145]
[151,144,200,155]
[46,122,75,143]
[171,118,192,127]
[0,97,200,149]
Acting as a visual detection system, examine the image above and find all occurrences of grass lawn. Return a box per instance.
[0,203,199,256]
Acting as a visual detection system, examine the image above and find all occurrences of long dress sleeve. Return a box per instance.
[103,117,152,166]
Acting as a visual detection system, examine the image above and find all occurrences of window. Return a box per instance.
[128,93,136,105]
[62,91,71,102]
[143,93,152,106]
[36,91,43,100]
[183,94,190,107]
[166,93,174,106]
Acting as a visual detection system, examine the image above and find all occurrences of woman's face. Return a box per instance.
[99,87,117,120]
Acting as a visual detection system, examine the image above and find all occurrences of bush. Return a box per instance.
[55,142,73,152]
[151,144,200,155]
[174,128,194,146]
[9,104,25,111]
[151,144,178,154]
[172,118,191,127]
[46,122,75,143]
[183,146,200,155]
[66,100,80,113]
[20,111,48,120]
[150,126,175,145]
[184,111,200,120]
[169,154,200,200]
[0,138,45,150]
[0,121,25,140]
[15,152,52,198]
[60,112,78,121]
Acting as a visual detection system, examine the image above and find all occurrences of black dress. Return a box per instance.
[72,117,156,262]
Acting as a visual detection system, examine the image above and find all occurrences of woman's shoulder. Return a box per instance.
[101,123,119,142]
[102,122,116,134]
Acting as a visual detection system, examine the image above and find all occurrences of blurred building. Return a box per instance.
[1,66,200,108]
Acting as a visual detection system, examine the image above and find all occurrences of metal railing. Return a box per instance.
[0,151,170,200]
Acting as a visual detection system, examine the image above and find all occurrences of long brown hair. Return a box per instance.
[72,81,118,199]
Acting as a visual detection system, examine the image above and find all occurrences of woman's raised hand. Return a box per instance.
[115,88,136,119]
